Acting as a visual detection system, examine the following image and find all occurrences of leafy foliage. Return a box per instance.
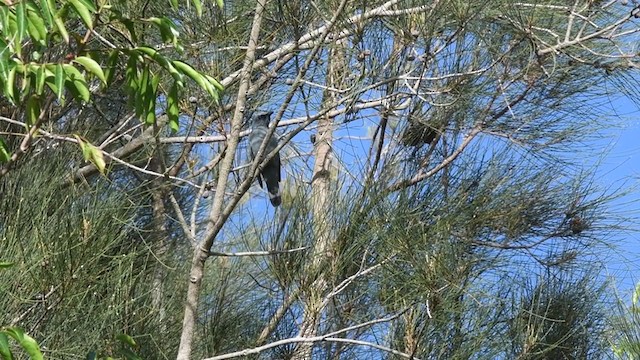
[0,0,639,359]
[0,0,222,166]
[0,327,44,360]
[612,283,640,360]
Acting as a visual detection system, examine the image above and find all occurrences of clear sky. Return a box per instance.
[596,96,640,298]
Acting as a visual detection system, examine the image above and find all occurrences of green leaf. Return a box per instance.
[25,5,47,47]
[74,56,106,84]
[17,64,29,96]
[15,1,26,56]
[0,7,9,36]
[103,50,119,85]
[69,0,93,28]
[75,135,89,158]
[143,16,162,26]
[145,17,171,43]
[134,46,158,58]
[53,10,69,43]
[65,81,89,103]
[150,72,160,94]
[167,81,179,131]
[192,0,202,17]
[144,73,160,124]
[160,17,180,48]
[74,135,106,174]
[31,50,42,61]
[116,334,137,348]
[125,54,138,92]
[204,74,223,92]
[171,60,203,85]
[169,0,178,10]
[77,0,97,13]
[35,64,47,95]
[216,0,224,10]
[134,65,149,117]
[91,147,105,174]
[54,63,64,101]
[204,78,219,102]
[63,64,90,102]
[135,47,183,84]
[0,138,9,163]
[0,333,13,360]
[5,65,17,104]
[2,328,43,360]
[0,39,9,79]
[167,26,180,50]
[39,0,54,27]
[0,260,14,268]
[25,94,41,126]
[172,60,218,99]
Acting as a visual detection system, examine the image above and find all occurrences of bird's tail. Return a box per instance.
[268,185,281,207]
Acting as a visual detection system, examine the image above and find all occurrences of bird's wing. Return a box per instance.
[274,152,281,183]
[248,138,264,188]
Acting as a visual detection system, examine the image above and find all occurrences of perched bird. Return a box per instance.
[401,105,441,147]
[249,111,281,207]
[569,215,586,234]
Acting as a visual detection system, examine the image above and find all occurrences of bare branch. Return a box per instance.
[388,125,482,191]
[203,309,412,360]
[168,192,197,248]
[208,247,308,257]
[177,0,269,358]
[323,338,421,360]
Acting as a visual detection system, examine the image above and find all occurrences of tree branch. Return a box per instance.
[176,0,268,358]
[203,309,412,360]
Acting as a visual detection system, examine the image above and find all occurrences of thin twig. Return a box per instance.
[204,309,413,360]
[208,246,308,257]
[176,0,269,358]
[168,192,197,248]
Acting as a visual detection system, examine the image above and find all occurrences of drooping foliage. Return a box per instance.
[1,0,640,359]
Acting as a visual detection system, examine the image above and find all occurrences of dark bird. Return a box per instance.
[401,104,441,147]
[569,215,586,234]
[249,111,281,207]
[401,121,438,146]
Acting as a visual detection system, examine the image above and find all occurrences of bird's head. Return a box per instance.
[251,111,273,125]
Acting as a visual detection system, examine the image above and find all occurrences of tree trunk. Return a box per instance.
[176,1,267,358]
[293,36,347,359]
[150,155,168,328]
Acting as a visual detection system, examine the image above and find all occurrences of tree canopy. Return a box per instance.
[1,0,640,359]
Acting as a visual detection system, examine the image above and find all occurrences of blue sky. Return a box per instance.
[594,96,640,298]
[236,95,640,295]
